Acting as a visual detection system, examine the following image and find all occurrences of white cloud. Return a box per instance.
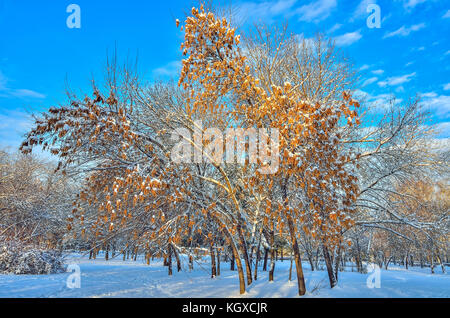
[334,30,362,46]
[327,23,342,34]
[395,86,405,93]
[296,33,315,48]
[378,72,416,87]
[152,61,181,78]
[236,0,297,23]
[352,0,377,20]
[371,69,384,75]
[401,0,426,10]
[359,64,370,71]
[443,10,450,18]
[295,0,337,22]
[362,77,378,86]
[420,93,450,118]
[0,70,46,99]
[0,109,35,150]
[353,89,401,112]
[443,83,450,91]
[433,122,450,139]
[383,23,426,38]
[421,92,437,98]
[10,89,46,99]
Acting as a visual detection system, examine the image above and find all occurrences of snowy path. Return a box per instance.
[0,254,448,298]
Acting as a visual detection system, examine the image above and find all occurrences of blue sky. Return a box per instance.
[0,0,449,150]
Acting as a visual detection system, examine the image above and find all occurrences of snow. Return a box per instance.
[0,254,448,298]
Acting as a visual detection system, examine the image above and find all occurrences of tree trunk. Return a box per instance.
[405,252,409,270]
[214,216,245,294]
[263,248,269,272]
[333,246,341,283]
[171,244,181,272]
[229,238,246,294]
[189,254,194,271]
[237,224,252,286]
[269,229,276,281]
[385,256,392,270]
[436,250,446,274]
[430,254,435,274]
[306,249,315,271]
[168,250,173,276]
[286,214,307,295]
[254,240,261,281]
[322,243,337,288]
[230,250,235,271]
[282,180,306,295]
[217,249,221,276]
[355,239,363,273]
[289,251,293,281]
[210,244,217,278]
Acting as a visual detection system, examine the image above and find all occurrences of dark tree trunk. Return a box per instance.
[189,254,194,271]
[333,246,342,283]
[289,251,293,281]
[168,250,173,276]
[322,243,337,288]
[228,237,246,294]
[430,254,435,274]
[405,252,409,270]
[171,244,181,272]
[269,229,276,281]
[355,239,363,273]
[254,239,261,281]
[133,246,138,261]
[287,216,307,295]
[237,224,252,286]
[213,215,246,294]
[230,250,235,271]
[385,257,392,270]
[210,244,217,278]
[216,249,221,276]
[263,248,269,271]
[282,181,306,295]
[436,250,446,274]
[305,248,315,271]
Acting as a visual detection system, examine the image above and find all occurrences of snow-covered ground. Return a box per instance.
[0,253,448,298]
